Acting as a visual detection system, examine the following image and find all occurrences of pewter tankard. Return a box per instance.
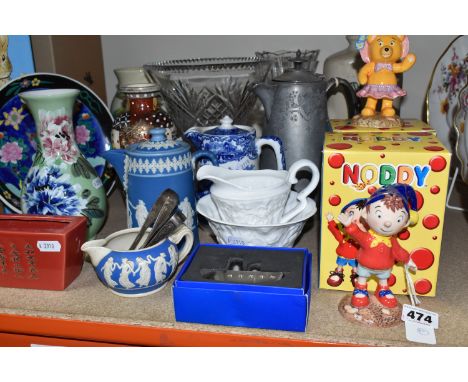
[254,55,357,171]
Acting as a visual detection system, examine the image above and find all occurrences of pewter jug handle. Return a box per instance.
[326,77,359,118]
[255,136,286,170]
[168,225,194,264]
[280,159,320,223]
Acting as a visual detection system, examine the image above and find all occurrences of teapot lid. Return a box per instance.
[273,52,325,84]
[204,116,254,136]
[128,128,189,156]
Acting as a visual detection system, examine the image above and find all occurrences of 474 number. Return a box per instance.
[406,310,432,324]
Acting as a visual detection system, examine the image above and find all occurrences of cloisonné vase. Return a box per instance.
[19,89,107,239]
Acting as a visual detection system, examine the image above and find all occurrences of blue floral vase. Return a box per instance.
[19,89,107,239]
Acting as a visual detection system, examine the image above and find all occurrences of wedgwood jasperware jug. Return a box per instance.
[196,159,320,225]
[81,224,193,297]
[185,116,285,170]
[254,53,358,170]
[103,128,217,244]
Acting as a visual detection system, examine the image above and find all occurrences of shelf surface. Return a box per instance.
[1,185,468,346]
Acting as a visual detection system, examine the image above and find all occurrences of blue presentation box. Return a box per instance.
[173,244,312,332]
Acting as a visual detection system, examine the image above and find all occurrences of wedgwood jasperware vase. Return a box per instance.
[185,115,285,170]
[254,53,358,171]
[19,89,107,239]
[102,128,217,244]
[81,224,193,297]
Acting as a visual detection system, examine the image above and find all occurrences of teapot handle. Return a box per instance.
[255,136,286,170]
[168,225,194,264]
[280,159,320,223]
[191,150,218,168]
[326,77,359,118]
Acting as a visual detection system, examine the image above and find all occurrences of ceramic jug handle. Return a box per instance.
[191,150,218,169]
[168,225,194,264]
[326,77,359,118]
[280,159,320,223]
[256,136,286,170]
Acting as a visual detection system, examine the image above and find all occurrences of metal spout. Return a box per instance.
[254,82,275,121]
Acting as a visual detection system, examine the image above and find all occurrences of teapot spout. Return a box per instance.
[254,82,275,120]
[102,149,126,186]
[81,239,111,267]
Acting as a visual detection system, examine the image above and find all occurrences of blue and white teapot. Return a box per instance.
[185,116,285,170]
[102,128,217,244]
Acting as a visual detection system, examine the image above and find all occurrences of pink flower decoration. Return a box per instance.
[61,121,73,137]
[60,140,78,163]
[54,115,69,126]
[43,137,63,159]
[75,124,90,145]
[0,142,23,164]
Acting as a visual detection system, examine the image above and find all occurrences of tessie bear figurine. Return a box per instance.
[356,35,416,118]
[326,198,366,288]
[338,184,418,309]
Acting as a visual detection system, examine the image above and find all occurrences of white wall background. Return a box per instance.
[101,35,457,120]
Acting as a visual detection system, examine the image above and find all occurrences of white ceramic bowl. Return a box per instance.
[197,191,317,247]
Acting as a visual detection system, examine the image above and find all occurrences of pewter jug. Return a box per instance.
[254,55,358,171]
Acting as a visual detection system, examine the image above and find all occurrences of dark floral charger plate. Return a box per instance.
[0,73,116,212]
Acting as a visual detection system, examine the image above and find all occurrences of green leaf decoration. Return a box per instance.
[81,208,105,219]
[82,189,91,198]
[80,157,95,178]
[72,157,92,179]
[71,162,81,178]
[35,153,45,166]
[86,196,100,208]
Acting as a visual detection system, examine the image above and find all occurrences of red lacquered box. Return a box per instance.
[0,215,87,291]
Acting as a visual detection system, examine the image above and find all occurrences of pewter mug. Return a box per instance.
[254,60,358,171]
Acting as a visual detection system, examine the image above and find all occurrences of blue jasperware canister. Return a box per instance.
[103,128,217,243]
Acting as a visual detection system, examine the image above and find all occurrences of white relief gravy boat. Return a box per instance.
[196,159,320,225]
